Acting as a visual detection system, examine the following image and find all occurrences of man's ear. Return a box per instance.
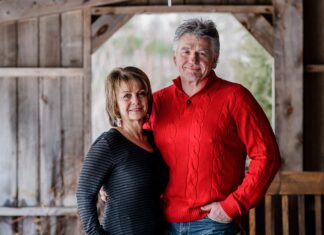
[173,54,177,65]
[212,54,219,69]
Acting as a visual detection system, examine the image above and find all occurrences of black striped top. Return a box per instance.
[76,128,168,235]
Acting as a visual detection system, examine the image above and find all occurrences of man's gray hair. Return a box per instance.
[173,18,220,54]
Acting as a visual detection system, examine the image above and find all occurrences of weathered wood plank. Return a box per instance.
[273,0,303,170]
[39,14,62,235]
[234,13,273,56]
[92,5,274,15]
[0,22,17,235]
[61,10,84,207]
[17,17,39,235]
[0,68,84,77]
[265,195,273,235]
[0,0,127,23]
[249,208,256,235]
[297,195,305,235]
[282,195,289,235]
[92,14,133,53]
[61,10,84,234]
[83,8,92,156]
[267,172,324,195]
[305,65,324,73]
[315,196,322,235]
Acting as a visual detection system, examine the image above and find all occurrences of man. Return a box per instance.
[145,18,281,234]
[101,18,281,234]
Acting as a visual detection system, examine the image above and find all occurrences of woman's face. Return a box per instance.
[116,80,148,125]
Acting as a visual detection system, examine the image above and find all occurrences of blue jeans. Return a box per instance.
[165,216,239,235]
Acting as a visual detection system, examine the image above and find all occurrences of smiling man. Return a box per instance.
[146,18,281,235]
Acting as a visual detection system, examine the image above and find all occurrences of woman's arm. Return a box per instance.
[76,136,114,235]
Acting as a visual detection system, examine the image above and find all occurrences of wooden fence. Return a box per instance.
[247,171,324,235]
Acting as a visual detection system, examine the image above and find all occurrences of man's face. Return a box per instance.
[173,33,218,83]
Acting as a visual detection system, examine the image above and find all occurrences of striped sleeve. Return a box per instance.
[76,135,114,235]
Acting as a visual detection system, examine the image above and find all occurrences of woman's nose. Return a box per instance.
[131,94,140,104]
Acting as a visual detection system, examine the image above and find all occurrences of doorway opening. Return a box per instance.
[91,13,274,140]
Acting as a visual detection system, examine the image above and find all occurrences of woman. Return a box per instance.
[76,66,168,235]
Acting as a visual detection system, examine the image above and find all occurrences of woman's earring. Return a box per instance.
[145,113,150,122]
[116,118,122,127]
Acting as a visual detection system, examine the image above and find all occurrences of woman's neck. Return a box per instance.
[118,121,144,141]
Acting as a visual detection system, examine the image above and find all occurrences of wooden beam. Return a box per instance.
[305,64,324,73]
[0,68,84,77]
[92,5,274,15]
[83,8,92,155]
[0,207,78,216]
[92,14,133,53]
[266,172,324,195]
[234,13,273,56]
[0,0,128,23]
[273,0,303,170]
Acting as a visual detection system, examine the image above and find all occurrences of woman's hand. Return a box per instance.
[99,186,108,202]
[201,202,232,223]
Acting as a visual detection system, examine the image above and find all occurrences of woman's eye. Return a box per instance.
[123,94,131,99]
[138,91,147,97]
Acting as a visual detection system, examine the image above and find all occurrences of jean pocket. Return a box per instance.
[205,215,232,225]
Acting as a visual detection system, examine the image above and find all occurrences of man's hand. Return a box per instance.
[99,187,108,202]
[201,202,232,224]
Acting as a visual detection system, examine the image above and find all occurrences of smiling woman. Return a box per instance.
[76,66,168,235]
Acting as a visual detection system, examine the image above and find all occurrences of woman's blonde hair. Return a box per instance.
[105,66,153,127]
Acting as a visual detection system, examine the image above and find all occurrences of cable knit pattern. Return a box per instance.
[146,71,281,222]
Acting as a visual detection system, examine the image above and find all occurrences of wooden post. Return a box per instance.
[272,0,303,170]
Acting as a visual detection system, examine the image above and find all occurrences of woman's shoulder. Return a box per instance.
[91,128,123,147]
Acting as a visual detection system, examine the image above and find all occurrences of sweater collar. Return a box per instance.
[172,70,218,96]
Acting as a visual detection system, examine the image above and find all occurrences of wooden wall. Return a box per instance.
[0,0,322,234]
[304,0,324,171]
[0,9,91,235]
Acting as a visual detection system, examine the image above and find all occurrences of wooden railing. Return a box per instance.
[247,171,324,235]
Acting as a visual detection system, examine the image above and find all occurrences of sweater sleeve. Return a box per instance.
[76,135,114,235]
[220,86,281,219]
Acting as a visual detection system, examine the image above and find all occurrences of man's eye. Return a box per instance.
[181,50,190,55]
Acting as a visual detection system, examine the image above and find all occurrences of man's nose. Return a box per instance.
[189,52,198,63]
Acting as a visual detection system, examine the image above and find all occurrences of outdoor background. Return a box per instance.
[92,13,273,140]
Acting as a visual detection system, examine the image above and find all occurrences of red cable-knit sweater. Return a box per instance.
[146,71,281,222]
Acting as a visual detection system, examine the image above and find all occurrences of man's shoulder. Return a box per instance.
[214,78,246,94]
[153,83,175,99]
[217,77,241,88]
